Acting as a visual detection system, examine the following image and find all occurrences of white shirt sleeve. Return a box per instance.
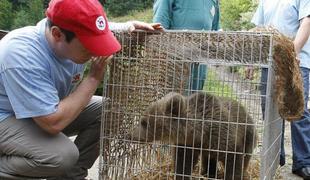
[251,1,265,26]
[108,22,132,32]
[298,0,310,20]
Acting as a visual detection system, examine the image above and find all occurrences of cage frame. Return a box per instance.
[98,30,285,180]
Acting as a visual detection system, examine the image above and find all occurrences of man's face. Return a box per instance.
[49,26,110,64]
[62,37,93,64]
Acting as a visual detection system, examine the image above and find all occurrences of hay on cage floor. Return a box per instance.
[129,154,276,180]
[252,27,304,121]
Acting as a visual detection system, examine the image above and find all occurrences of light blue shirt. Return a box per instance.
[252,0,310,68]
[0,19,84,121]
[153,0,220,30]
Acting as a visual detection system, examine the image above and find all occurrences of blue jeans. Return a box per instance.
[261,67,310,170]
[190,63,207,91]
[291,67,310,170]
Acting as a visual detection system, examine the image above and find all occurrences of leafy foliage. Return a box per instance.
[0,0,14,30]
[10,0,27,10]
[104,0,153,17]
[109,8,153,23]
[220,0,258,30]
[11,0,44,29]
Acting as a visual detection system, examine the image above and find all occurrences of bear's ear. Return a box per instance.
[165,93,185,117]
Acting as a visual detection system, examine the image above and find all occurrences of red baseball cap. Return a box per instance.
[46,0,121,56]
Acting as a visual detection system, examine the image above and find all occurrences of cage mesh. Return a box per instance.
[99,30,301,180]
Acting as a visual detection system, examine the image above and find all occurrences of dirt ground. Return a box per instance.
[277,122,303,180]
[87,159,99,180]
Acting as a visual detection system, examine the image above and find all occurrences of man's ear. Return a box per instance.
[51,26,64,42]
[165,92,185,117]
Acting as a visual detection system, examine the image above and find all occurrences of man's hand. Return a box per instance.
[127,21,163,32]
[88,56,113,83]
[109,21,163,33]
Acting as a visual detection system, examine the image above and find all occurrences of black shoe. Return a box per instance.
[293,167,310,179]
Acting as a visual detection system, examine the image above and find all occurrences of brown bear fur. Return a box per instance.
[130,92,257,180]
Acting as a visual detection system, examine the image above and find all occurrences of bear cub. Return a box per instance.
[130,92,257,180]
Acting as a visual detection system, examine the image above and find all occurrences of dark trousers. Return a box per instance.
[190,63,207,91]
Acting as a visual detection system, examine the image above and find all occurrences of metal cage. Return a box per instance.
[99,30,283,180]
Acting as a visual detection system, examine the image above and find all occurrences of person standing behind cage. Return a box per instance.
[252,0,310,179]
[153,0,220,92]
[0,0,160,179]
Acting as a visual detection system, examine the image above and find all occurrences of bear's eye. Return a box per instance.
[141,120,147,128]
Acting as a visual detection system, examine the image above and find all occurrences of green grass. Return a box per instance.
[204,69,236,98]
[108,8,153,23]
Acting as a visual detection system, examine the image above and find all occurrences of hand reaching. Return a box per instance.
[88,55,113,82]
[127,21,163,32]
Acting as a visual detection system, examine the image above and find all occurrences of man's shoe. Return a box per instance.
[293,167,310,179]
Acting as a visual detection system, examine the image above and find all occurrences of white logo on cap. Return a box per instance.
[96,16,106,31]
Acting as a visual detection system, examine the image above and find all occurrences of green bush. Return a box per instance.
[12,0,44,29]
[104,0,153,17]
[220,0,258,30]
[0,0,14,30]
[109,8,153,23]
